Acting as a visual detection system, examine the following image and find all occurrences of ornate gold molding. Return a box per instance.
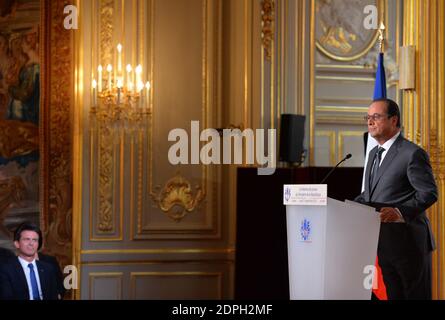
[315,131,336,166]
[150,173,205,222]
[130,272,222,299]
[89,272,123,300]
[81,248,235,255]
[100,0,114,65]
[43,0,73,269]
[137,0,216,238]
[96,0,115,233]
[337,131,363,162]
[261,0,274,61]
[403,0,445,299]
[97,125,114,232]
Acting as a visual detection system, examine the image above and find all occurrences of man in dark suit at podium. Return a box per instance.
[0,222,59,300]
[355,98,437,300]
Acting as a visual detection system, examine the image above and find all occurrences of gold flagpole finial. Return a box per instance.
[378,22,386,53]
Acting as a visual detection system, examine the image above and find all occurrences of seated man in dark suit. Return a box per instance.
[0,222,59,300]
[0,247,15,263]
[37,252,66,300]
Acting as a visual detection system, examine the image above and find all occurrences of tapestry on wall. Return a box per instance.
[0,0,40,250]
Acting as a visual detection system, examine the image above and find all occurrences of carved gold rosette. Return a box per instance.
[150,173,205,222]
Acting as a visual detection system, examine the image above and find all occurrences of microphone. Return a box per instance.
[320,154,352,184]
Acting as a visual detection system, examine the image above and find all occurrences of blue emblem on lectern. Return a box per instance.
[284,187,291,202]
[300,219,311,242]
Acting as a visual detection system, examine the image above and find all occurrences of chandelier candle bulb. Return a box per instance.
[135,64,142,94]
[137,81,144,108]
[126,64,132,91]
[117,44,122,75]
[92,79,97,106]
[107,64,112,91]
[145,81,150,110]
[140,92,144,109]
[128,82,134,95]
[97,65,103,92]
[137,81,144,92]
[116,78,123,105]
[116,78,123,88]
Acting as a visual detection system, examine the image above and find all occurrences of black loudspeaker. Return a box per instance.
[279,114,305,164]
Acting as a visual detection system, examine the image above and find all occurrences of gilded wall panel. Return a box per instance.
[133,0,222,239]
[130,272,222,299]
[314,131,335,166]
[402,0,445,299]
[89,272,123,300]
[80,261,233,300]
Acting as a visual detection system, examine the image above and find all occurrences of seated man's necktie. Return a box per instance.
[28,263,41,300]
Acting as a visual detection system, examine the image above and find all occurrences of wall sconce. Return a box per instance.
[399,45,416,90]
[90,44,150,139]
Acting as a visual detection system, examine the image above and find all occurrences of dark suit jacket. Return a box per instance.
[0,257,59,300]
[0,248,15,264]
[38,252,66,299]
[355,134,438,255]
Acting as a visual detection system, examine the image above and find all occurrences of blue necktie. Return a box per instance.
[28,263,40,300]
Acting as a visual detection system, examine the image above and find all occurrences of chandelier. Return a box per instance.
[90,43,150,139]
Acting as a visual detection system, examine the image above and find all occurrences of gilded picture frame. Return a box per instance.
[315,0,384,62]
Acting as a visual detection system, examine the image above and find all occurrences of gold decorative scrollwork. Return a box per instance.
[97,124,114,232]
[261,0,274,61]
[429,130,445,181]
[430,131,438,166]
[95,0,115,233]
[100,0,114,65]
[150,173,205,222]
[438,148,445,181]
[43,0,74,271]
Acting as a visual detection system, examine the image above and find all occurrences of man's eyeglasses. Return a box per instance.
[20,237,39,243]
[364,113,391,122]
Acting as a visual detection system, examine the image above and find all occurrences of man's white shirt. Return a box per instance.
[17,256,43,300]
